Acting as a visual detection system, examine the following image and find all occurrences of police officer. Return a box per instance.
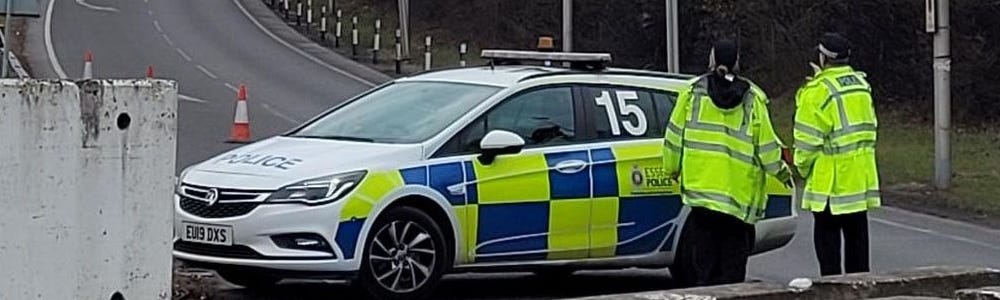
[794,33,880,276]
[663,39,791,287]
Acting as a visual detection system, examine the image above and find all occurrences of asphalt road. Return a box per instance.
[24,0,1000,299]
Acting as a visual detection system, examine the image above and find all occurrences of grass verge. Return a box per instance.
[769,97,1000,227]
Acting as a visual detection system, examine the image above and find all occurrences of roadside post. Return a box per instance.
[459,42,467,67]
[306,0,313,33]
[424,35,431,70]
[373,19,381,64]
[320,5,328,41]
[335,9,342,48]
[351,15,358,58]
[394,28,402,74]
[283,0,289,19]
[296,0,302,26]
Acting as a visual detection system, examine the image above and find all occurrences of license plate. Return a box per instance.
[182,222,233,246]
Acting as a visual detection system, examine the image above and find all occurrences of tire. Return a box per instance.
[216,270,281,289]
[358,206,448,300]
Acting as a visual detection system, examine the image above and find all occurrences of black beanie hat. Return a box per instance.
[709,39,739,74]
[819,33,851,60]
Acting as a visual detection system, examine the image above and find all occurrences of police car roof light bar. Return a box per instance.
[481,49,612,71]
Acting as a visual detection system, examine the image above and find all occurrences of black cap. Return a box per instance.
[819,33,851,60]
[709,39,739,72]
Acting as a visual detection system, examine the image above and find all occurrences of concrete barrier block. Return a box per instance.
[812,266,1000,299]
[0,79,177,300]
[957,286,1000,300]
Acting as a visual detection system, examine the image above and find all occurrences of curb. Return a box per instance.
[571,266,1000,300]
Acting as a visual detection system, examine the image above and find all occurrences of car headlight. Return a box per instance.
[175,166,194,195]
[266,170,367,205]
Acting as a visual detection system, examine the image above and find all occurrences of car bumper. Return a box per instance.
[173,194,361,273]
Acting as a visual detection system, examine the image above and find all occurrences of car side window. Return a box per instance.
[437,87,576,156]
[583,86,670,140]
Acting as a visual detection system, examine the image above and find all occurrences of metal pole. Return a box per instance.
[562,0,572,52]
[933,0,951,189]
[398,0,410,58]
[665,0,679,72]
[1,0,12,78]
[296,1,302,26]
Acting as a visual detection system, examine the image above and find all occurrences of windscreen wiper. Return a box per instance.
[291,135,376,142]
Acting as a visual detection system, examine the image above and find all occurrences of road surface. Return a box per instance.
[24,0,1000,298]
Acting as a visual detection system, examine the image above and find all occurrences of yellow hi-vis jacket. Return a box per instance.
[663,76,791,224]
[794,65,881,215]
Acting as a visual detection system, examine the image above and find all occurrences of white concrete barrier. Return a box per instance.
[0,79,177,300]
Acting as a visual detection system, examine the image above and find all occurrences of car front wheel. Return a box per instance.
[358,206,447,300]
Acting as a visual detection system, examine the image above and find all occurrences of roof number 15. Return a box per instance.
[595,90,647,136]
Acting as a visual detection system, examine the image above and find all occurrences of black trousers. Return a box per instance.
[812,206,870,276]
[684,206,755,286]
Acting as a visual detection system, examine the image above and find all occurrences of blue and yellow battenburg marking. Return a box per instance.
[333,141,793,262]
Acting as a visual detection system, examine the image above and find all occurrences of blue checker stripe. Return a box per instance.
[590,148,618,197]
[764,195,792,219]
[464,161,478,204]
[334,218,365,259]
[659,223,678,252]
[429,162,465,205]
[617,195,683,255]
[400,166,427,185]
[545,150,590,199]
[477,202,549,256]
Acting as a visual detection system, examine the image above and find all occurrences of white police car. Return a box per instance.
[174,50,797,299]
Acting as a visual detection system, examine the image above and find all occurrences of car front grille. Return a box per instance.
[178,184,269,218]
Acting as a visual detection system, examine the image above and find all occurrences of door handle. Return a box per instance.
[554,159,588,174]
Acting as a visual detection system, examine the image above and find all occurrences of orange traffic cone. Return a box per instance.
[82,50,93,79]
[227,84,251,143]
[146,65,155,78]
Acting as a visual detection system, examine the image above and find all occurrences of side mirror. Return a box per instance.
[478,130,525,165]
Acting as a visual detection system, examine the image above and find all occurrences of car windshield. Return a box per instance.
[290,81,501,143]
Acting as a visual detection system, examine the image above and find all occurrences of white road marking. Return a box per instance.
[223,83,237,91]
[75,0,119,12]
[179,95,209,103]
[260,103,301,124]
[153,20,163,32]
[161,34,174,46]
[196,65,218,79]
[229,0,376,87]
[871,217,1000,251]
[175,48,192,62]
[44,0,204,105]
[44,0,67,78]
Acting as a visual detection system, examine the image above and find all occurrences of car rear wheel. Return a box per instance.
[216,270,281,289]
[358,206,447,300]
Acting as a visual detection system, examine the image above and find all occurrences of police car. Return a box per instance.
[174,50,797,299]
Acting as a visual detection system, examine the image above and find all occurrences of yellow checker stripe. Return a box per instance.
[339,170,404,221]
[473,153,550,204]
[548,199,591,260]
